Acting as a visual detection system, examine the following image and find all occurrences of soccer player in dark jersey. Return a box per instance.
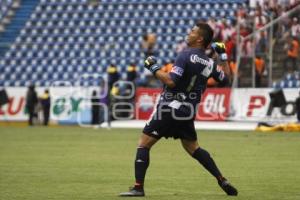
[120,22,238,197]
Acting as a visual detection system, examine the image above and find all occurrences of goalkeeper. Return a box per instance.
[120,22,238,197]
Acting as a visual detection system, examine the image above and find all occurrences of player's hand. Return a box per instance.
[211,42,228,61]
[144,56,161,75]
[211,42,226,53]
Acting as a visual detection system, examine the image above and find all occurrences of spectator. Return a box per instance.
[215,20,224,41]
[107,63,120,89]
[225,36,236,61]
[91,90,101,125]
[255,31,268,55]
[254,5,268,29]
[240,24,252,56]
[278,0,291,7]
[221,20,235,42]
[207,17,222,40]
[0,88,9,107]
[207,17,217,32]
[141,33,158,58]
[106,64,120,122]
[285,36,299,71]
[271,5,284,38]
[126,62,137,82]
[291,17,300,38]
[25,84,38,126]
[110,81,134,120]
[249,0,265,8]
[126,62,137,100]
[255,55,266,87]
[236,5,248,27]
[40,89,51,126]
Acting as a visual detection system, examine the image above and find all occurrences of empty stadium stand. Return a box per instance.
[0,0,247,86]
[272,71,300,88]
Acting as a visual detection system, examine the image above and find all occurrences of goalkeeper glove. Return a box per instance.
[211,42,228,61]
[144,56,161,75]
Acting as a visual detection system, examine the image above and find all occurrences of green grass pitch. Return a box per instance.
[0,126,300,200]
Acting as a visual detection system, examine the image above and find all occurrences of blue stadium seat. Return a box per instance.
[273,71,300,88]
[0,0,244,86]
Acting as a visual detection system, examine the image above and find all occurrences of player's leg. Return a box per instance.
[28,108,34,126]
[135,133,159,187]
[181,139,224,180]
[181,139,238,196]
[120,133,159,197]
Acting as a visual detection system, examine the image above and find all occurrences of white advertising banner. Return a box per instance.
[0,87,103,123]
[229,88,299,122]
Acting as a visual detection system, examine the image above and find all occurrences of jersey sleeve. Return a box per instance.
[210,62,229,87]
[169,52,187,84]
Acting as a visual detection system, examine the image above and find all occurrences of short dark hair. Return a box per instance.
[196,22,214,48]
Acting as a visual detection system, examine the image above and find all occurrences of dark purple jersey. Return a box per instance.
[160,47,228,116]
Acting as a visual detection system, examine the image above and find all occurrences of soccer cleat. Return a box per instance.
[218,179,238,196]
[119,186,145,197]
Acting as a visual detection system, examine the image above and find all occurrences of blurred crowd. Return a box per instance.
[204,0,300,87]
[112,0,300,89]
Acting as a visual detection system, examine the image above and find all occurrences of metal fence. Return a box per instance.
[234,4,300,88]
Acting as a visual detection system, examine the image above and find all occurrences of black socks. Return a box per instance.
[134,146,223,188]
[134,147,150,187]
[192,147,223,181]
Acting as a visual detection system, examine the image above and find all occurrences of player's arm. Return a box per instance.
[211,42,232,85]
[218,60,231,82]
[155,70,176,88]
[144,56,176,88]
[144,53,187,88]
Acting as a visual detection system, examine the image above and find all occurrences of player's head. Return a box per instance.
[187,22,214,49]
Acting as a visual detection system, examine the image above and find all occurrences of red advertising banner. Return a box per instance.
[196,88,231,121]
[135,87,231,121]
[135,87,161,120]
[0,97,25,116]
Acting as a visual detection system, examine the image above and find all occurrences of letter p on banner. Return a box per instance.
[247,96,266,117]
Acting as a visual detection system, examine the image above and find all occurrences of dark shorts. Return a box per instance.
[143,104,197,141]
